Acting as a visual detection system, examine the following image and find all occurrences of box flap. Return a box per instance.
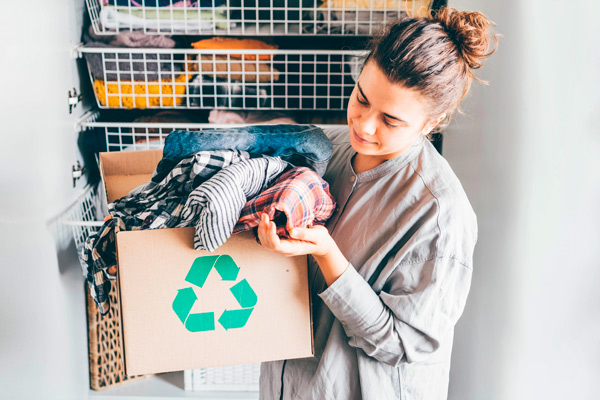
[99,150,162,203]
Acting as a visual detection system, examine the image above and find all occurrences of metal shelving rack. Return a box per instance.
[86,0,435,36]
[79,46,366,110]
[77,110,348,151]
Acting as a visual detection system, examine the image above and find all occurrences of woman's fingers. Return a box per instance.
[258,213,315,256]
[258,213,278,248]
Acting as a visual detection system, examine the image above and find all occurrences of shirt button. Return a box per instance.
[349,176,356,183]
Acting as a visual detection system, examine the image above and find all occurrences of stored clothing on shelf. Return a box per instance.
[93,74,189,108]
[191,37,277,61]
[187,75,270,108]
[208,109,297,124]
[103,0,222,6]
[162,125,333,176]
[99,5,230,32]
[186,54,280,83]
[234,166,336,238]
[85,47,184,81]
[313,0,431,35]
[318,0,430,12]
[84,25,176,48]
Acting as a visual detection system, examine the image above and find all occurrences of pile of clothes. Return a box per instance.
[99,0,232,33]
[82,125,337,315]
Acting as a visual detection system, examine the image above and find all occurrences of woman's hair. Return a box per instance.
[365,7,499,127]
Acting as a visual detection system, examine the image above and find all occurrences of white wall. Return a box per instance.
[445,1,600,399]
[0,1,92,399]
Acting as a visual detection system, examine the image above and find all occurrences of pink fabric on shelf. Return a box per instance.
[208,109,297,125]
[208,110,247,124]
[103,1,195,7]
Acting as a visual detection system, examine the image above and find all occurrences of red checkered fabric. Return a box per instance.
[233,166,336,238]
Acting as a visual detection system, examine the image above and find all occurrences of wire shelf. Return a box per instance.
[80,47,365,110]
[78,112,346,151]
[87,0,434,36]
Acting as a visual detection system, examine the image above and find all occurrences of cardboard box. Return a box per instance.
[99,150,314,376]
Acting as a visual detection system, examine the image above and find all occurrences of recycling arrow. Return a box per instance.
[172,287,215,332]
[172,255,257,332]
[219,308,254,330]
[185,255,240,288]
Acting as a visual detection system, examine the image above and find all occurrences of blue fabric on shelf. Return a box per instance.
[163,125,333,176]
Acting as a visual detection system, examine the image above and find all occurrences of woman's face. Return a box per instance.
[347,60,439,164]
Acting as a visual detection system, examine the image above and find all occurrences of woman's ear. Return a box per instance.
[421,114,446,135]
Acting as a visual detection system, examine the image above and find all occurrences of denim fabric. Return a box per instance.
[163,124,333,176]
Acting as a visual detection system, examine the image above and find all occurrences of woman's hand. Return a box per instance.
[257,213,350,286]
[257,213,334,257]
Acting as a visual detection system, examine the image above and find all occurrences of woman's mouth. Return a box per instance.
[352,128,377,145]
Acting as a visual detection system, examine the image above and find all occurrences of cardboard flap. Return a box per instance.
[99,150,162,202]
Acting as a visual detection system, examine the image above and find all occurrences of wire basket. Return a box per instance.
[79,47,365,110]
[77,111,348,152]
[86,0,439,36]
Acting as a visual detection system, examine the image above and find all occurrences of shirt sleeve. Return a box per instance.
[318,256,472,366]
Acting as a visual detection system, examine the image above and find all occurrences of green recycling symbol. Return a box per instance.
[172,255,257,332]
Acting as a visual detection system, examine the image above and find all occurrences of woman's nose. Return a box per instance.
[356,114,377,136]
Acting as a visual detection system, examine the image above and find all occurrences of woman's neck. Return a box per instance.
[352,153,384,174]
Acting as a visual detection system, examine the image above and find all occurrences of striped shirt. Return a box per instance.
[178,156,288,251]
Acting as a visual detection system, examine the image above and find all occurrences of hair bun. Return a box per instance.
[432,7,498,70]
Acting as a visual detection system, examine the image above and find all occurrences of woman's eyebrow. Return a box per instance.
[357,82,407,124]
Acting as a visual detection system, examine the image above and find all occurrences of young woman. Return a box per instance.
[257,7,498,400]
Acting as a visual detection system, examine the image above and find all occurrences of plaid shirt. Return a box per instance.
[233,167,336,239]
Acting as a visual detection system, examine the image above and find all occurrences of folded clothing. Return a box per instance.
[85,47,184,81]
[131,110,193,144]
[84,25,176,48]
[234,166,336,238]
[186,54,280,83]
[93,74,189,108]
[84,25,181,81]
[313,0,431,34]
[187,74,270,108]
[318,0,430,12]
[191,37,278,61]
[103,0,224,7]
[99,5,230,32]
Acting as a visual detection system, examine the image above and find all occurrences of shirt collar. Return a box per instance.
[346,138,425,183]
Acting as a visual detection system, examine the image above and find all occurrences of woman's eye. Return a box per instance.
[384,119,397,128]
[357,95,368,105]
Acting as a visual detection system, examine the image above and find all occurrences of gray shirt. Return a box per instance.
[260,126,477,400]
